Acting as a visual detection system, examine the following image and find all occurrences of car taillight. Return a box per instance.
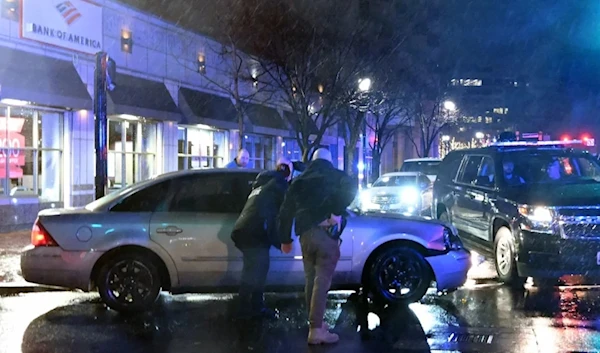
[31,220,57,247]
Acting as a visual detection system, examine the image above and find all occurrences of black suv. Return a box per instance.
[432,142,600,285]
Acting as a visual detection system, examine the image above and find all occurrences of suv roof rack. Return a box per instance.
[489,140,583,148]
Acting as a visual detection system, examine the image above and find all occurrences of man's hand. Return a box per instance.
[281,243,293,254]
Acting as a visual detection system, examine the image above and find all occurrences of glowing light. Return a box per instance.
[475,132,485,139]
[1,99,29,106]
[443,100,457,111]
[357,162,365,172]
[358,78,372,92]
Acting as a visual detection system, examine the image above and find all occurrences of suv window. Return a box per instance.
[110,180,172,212]
[168,173,255,213]
[474,156,496,188]
[457,156,483,184]
[437,152,464,182]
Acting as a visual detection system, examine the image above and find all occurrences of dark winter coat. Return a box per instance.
[278,159,357,244]
[231,170,289,249]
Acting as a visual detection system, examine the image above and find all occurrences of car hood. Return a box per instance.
[504,182,600,206]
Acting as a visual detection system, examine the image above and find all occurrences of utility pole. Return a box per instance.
[94,52,116,200]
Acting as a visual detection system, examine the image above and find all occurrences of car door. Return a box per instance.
[452,155,483,238]
[149,172,255,289]
[470,156,497,241]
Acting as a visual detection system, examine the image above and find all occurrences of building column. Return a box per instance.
[40,112,61,203]
[229,130,241,162]
[69,110,95,207]
[161,121,178,173]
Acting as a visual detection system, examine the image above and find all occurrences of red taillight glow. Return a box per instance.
[31,221,57,247]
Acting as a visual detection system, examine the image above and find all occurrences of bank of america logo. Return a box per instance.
[56,2,82,25]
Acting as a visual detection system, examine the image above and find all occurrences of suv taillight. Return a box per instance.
[31,220,57,247]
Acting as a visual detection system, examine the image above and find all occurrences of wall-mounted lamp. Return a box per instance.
[121,29,133,53]
[198,54,206,74]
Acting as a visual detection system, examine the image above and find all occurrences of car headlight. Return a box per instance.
[518,204,555,232]
[443,227,463,250]
[400,187,420,204]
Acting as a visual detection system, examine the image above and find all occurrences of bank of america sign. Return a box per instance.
[20,0,103,55]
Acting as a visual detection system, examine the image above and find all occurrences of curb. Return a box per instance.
[0,283,66,295]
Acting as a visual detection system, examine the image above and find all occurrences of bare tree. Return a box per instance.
[367,94,410,180]
[169,0,274,149]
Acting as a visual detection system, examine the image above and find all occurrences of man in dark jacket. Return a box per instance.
[278,148,357,344]
[231,159,293,319]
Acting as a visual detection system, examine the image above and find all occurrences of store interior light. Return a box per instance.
[118,114,139,121]
[195,124,213,130]
[0,98,29,106]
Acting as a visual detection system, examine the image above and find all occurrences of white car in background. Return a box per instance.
[359,172,433,216]
[21,169,469,313]
[400,158,442,182]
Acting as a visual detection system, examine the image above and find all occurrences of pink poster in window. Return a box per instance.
[0,118,26,178]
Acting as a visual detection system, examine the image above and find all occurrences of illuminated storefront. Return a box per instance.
[178,125,229,169]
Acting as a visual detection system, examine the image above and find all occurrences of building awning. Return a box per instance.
[244,102,287,130]
[284,111,319,135]
[0,46,92,109]
[108,74,182,122]
[178,88,238,128]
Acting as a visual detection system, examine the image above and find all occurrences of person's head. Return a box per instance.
[503,160,515,175]
[312,148,332,163]
[276,157,294,181]
[236,148,250,167]
[547,159,561,180]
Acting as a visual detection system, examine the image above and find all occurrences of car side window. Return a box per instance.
[475,156,496,188]
[110,180,172,212]
[457,155,483,184]
[168,173,255,213]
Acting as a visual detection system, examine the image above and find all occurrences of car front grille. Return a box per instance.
[557,207,600,239]
[371,194,399,204]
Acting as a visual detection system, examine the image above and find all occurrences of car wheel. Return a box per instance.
[368,247,432,305]
[97,253,162,313]
[494,227,526,287]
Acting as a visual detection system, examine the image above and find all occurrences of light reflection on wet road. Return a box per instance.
[0,283,600,353]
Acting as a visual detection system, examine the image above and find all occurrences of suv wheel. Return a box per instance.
[494,227,525,286]
[368,247,432,305]
[97,253,162,313]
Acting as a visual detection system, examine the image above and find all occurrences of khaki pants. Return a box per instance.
[299,227,340,328]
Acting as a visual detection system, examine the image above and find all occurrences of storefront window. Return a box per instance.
[108,117,158,191]
[282,138,302,161]
[0,104,63,201]
[178,125,229,169]
[244,134,275,169]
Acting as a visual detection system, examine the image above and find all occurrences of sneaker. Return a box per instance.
[308,327,339,345]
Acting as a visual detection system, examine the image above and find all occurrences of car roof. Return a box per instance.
[154,168,262,181]
[403,158,442,162]
[381,172,422,177]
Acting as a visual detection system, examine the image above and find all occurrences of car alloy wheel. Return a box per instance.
[493,227,525,286]
[98,253,161,312]
[369,247,431,305]
[495,236,512,277]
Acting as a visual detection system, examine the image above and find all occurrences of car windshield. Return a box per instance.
[400,161,440,175]
[503,151,600,185]
[372,175,417,187]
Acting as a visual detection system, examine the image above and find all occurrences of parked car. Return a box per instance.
[358,172,432,216]
[400,158,442,182]
[432,140,600,286]
[21,169,469,312]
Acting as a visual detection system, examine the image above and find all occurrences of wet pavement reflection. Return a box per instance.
[0,282,598,353]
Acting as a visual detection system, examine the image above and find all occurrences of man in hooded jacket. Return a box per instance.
[231,159,293,318]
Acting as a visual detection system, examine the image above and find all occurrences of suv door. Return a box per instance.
[469,156,497,241]
[149,172,255,289]
[452,155,484,238]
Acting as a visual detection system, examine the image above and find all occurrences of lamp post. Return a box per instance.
[358,78,371,185]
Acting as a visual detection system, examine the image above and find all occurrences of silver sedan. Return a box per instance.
[21,169,470,312]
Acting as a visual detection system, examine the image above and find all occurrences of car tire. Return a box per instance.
[97,252,162,313]
[368,247,432,305]
[494,227,526,287]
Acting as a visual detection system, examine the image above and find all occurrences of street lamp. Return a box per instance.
[443,100,457,112]
[441,135,450,142]
[358,78,372,92]
[475,132,485,139]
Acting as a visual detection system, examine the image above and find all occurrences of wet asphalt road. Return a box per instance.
[2,281,600,353]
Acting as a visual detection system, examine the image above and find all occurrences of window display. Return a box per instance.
[0,104,63,201]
